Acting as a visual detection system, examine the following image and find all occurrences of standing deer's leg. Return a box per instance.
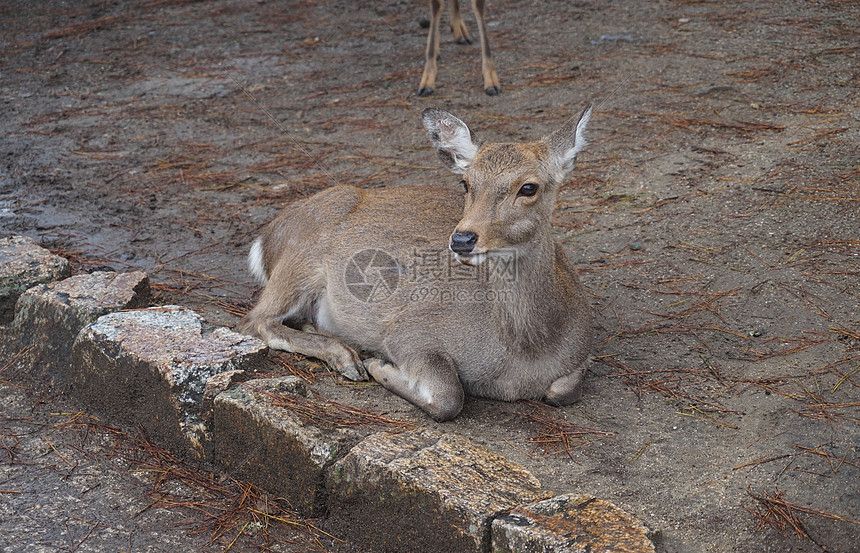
[418,0,444,97]
[471,0,501,95]
[449,0,471,44]
[365,352,464,422]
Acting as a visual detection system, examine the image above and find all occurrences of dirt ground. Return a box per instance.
[2,0,859,552]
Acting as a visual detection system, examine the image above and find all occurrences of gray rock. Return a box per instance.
[326,429,552,553]
[0,236,71,324]
[11,270,150,379]
[213,376,369,516]
[71,306,267,460]
[491,494,659,553]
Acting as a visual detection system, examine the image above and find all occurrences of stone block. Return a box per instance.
[491,494,659,553]
[0,236,70,324]
[11,270,150,378]
[71,306,267,460]
[326,430,552,553]
[213,376,368,516]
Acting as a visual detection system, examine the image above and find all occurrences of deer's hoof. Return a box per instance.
[485,85,502,96]
[455,37,473,45]
[417,86,435,97]
[340,361,369,382]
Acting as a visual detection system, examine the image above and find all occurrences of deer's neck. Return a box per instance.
[491,236,567,357]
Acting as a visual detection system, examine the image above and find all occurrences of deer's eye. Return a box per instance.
[517,183,539,197]
[460,179,469,192]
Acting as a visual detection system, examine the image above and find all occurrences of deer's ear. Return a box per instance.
[422,108,479,175]
[544,104,593,176]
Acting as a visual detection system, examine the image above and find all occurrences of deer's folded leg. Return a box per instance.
[239,316,368,381]
[365,353,464,422]
[543,370,584,406]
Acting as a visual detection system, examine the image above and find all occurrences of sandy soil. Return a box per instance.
[2,1,859,552]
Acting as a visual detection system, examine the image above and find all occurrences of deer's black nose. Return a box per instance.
[450,231,478,254]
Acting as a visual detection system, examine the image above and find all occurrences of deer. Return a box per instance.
[236,105,594,421]
[419,0,501,97]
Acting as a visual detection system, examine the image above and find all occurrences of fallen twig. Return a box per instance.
[744,487,860,539]
[521,401,613,460]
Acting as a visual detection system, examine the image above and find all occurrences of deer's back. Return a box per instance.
[259,184,462,268]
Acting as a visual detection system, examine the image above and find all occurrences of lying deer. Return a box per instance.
[236,105,593,421]
[419,0,500,97]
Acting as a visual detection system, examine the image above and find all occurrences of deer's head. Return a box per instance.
[423,105,592,266]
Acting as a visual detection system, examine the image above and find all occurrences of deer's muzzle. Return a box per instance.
[450,231,479,254]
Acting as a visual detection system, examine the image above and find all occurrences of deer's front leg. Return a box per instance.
[365,352,464,422]
[238,316,368,381]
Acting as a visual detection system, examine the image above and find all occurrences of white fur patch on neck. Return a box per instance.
[453,251,487,266]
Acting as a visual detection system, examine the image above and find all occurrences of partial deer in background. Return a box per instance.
[419,0,501,97]
[236,105,594,421]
